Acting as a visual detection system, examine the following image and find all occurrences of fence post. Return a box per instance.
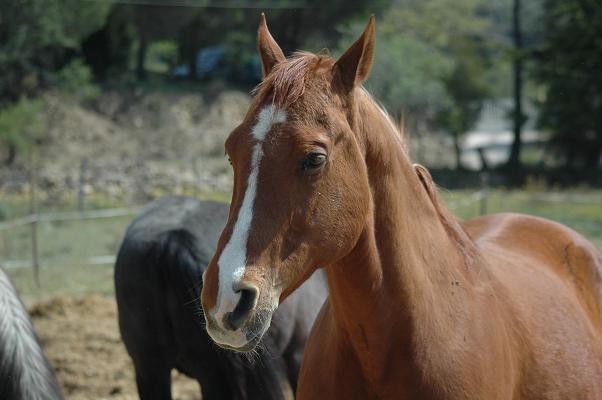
[29,149,40,288]
[479,172,489,216]
[78,157,88,212]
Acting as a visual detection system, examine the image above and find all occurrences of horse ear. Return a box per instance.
[334,15,376,91]
[257,13,285,77]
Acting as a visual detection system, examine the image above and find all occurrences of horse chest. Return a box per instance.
[298,307,429,399]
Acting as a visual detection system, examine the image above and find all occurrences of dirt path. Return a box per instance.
[30,294,200,400]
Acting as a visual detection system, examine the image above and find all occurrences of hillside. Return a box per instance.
[0,88,250,203]
[0,87,458,208]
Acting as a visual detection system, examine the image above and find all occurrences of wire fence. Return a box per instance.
[0,208,139,270]
[0,189,600,296]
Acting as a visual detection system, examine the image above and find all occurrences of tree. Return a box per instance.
[0,97,43,166]
[339,0,490,164]
[0,0,110,102]
[437,39,489,170]
[82,5,136,81]
[174,0,392,81]
[507,0,525,169]
[362,34,452,121]
[256,0,392,54]
[536,0,602,169]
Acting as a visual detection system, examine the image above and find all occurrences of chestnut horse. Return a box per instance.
[201,14,602,399]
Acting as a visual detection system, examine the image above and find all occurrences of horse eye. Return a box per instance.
[301,152,327,172]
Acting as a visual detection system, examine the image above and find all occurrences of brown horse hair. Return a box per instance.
[253,52,330,108]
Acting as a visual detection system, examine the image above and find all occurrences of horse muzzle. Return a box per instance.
[203,280,277,352]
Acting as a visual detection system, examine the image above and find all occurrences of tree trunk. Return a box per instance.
[29,149,40,288]
[477,147,489,171]
[507,0,524,168]
[453,131,464,171]
[4,143,16,166]
[585,138,602,168]
[136,34,147,81]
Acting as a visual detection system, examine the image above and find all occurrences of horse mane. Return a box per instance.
[356,88,479,270]
[358,88,410,155]
[413,164,480,269]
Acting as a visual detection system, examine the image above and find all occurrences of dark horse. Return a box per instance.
[0,267,63,400]
[115,196,327,400]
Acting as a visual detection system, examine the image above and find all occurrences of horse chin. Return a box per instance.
[238,308,274,352]
[218,332,263,353]
[209,308,274,353]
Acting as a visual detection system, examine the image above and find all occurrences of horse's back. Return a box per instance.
[115,196,229,325]
[464,212,602,328]
[124,196,228,256]
[463,213,602,397]
[115,197,232,397]
[464,213,602,396]
[115,197,229,336]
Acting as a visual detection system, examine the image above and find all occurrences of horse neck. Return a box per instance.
[326,89,476,385]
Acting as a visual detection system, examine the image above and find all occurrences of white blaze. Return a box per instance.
[212,105,286,337]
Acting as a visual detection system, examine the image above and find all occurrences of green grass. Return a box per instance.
[0,190,231,220]
[9,263,115,306]
[1,216,132,305]
[0,191,232,265]
[5,216,133,265]
[1,189,600,301]
[0,191,128,220]
[0,190,231,301]
[442,189,602,250]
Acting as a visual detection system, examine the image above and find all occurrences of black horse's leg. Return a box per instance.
[133,359,172,400]
[282,334,305,392]
[196,365,232,400]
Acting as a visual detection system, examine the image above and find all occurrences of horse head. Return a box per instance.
[201,14,377,351]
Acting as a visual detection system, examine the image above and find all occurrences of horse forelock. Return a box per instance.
[254,52,333,109]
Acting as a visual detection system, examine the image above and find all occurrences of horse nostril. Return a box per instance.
[223,286,258,331]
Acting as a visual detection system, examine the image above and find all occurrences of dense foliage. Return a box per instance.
[0,0,600,172]
[536,0,602,169]
[0,0,109,102]
[338,0,491,169]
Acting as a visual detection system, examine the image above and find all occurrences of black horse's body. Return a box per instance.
[115,196,327,400]
[0,267,63,400]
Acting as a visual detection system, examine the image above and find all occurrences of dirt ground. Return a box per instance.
[29,294,201,400]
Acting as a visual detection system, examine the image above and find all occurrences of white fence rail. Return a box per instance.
[0,191,600,281]
[0,208,138,232]
[0,207,140,279]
